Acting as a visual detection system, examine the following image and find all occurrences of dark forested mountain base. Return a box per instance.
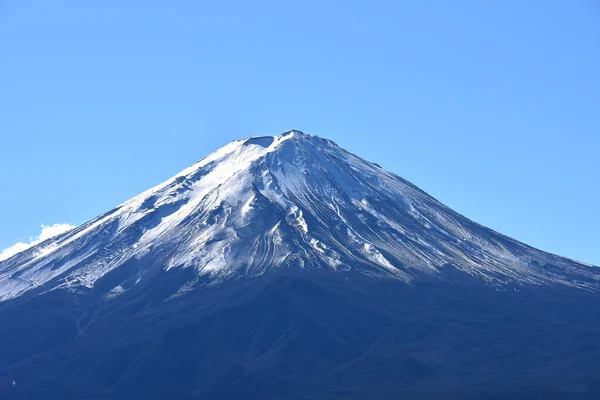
[1,269,600,400]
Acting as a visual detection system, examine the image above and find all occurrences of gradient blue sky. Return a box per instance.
[1,1,599,265]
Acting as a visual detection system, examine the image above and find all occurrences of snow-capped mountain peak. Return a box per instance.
[0,130,597,301]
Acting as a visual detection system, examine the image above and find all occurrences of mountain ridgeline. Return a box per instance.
[1,130,599,399]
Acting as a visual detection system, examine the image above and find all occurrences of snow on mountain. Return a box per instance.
[0,130,597,301]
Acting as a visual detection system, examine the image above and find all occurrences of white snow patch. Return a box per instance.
[241,194,255,216]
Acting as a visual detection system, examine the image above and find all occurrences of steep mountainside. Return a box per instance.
[1,130,599,400]
[0,130,596,302]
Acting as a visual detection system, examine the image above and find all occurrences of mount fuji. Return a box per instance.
[1,130,599,399]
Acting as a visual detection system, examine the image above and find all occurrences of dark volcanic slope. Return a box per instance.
[1,130,599,399]
[2,270,600,400]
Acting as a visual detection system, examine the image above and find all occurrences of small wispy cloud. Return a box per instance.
[0,223,75,262]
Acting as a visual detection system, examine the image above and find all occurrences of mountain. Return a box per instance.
[0,130,596,300]
[1,130,599,399]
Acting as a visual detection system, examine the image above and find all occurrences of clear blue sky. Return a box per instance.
[1,1,598,265]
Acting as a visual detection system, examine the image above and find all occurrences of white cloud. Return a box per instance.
[0,223,75,262]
